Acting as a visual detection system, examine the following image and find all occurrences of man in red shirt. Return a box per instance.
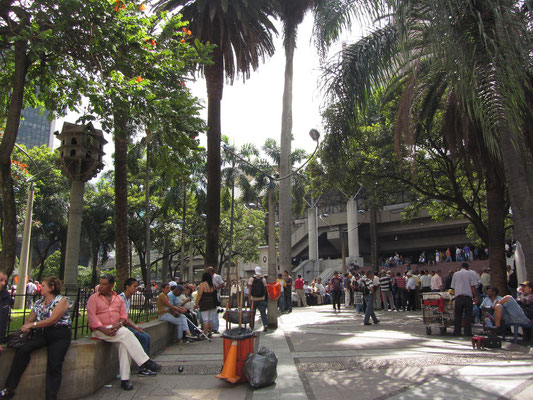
[294,275,306,307]
[394,272,407,311]
[87,275,160,391]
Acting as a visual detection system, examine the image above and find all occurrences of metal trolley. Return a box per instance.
[422,292,454,335]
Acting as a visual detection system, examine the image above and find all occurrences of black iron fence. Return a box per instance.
[5,287,158,340]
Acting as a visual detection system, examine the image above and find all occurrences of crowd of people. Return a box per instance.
[0,255,531,398]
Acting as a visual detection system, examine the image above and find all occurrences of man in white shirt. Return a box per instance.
[26,280,37,307]
[451,263,478,336]
[406,272,417,311]
[431,270,443,292]
[480,268,491,294]
[373,273,382,310]
[420,270,432,292]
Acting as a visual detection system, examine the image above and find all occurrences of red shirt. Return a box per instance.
[395,276,406,289]
[87,291,127,330]
[294,278,304,290]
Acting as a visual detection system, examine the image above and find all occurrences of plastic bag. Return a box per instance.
[242,346,278,388]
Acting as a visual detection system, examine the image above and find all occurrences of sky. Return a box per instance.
[55,13,364,176]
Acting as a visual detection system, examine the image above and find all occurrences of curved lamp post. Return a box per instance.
[222,129,320,330]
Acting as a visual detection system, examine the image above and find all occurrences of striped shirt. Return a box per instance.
[379,276,392,292]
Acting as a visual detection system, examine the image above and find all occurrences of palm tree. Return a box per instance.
[275,0,371,274]
[322,1,532,287]
[154,0,277,271]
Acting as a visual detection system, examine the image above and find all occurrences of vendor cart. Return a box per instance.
[422,292,454,335]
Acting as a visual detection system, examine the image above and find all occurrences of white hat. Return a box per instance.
[169,281,178,288]
[255,266,262,275]
[406,271,412,276]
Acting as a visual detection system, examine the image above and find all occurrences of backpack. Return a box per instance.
[251,277,266,298]
[360,279,371,296]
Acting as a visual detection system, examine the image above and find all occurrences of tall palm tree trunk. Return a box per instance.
[485,160,508,295]
[114,111,130,291]
[0,41,30,277]
[279,26,297,274]
[500,132,533,280]
[205,48,224,270]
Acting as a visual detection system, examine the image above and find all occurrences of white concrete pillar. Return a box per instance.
[347,199,360,258]
[63,180,85,292]
[308,207,320,277]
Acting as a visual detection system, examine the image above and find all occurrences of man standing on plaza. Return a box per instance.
[294,274,306,307]
[283,270,293,313]
[361,271,379,325]
[406,272,417,311]
[451,263,478,336]
[88,275,160,391]
[248,267,268,332]
[431,270,443,292]
[380,271,396,311]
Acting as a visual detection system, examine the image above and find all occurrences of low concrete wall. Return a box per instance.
[0,320,176,400]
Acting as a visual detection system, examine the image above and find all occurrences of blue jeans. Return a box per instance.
[160,313,188,339]
[252,299,268,328]
[364,294,378,324]
[502,297,531,326]
[278,292,286,312]
[128,326,151,356]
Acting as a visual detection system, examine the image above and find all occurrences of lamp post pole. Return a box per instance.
[221,129,320,330]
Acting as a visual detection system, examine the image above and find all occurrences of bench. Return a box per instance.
[0,320,176,400]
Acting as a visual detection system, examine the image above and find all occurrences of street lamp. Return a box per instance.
[221,129,320,330]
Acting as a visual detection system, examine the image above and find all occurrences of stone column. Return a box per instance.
[308,207,319,276]
[267,188,278,329]
[63,180,85,293]
[14,187,35,309]
[347,199,360,259]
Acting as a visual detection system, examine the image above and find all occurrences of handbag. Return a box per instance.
[214,290,221,307]
[6,329,35,349]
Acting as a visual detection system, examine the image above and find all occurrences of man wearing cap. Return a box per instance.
[248,267,268,332]
[490,281,533,332]
[451,263,478,336]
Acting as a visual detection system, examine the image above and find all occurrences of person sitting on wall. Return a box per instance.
[0,277,72,400]
[119,277,153,373]
[87,275,161,391]
[488,281,533,334]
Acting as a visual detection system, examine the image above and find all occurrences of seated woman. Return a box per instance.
[0,277,71,399]
[157,283,192,343]
[490,281,533,333]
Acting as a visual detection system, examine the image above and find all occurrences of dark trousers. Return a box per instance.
[6,326,71,400]
[284,289,292,312]
[407,290,416,310]
[251,300,268,328]
[454,295,473,336]
[332,290,342,310]
[129,326,151,356]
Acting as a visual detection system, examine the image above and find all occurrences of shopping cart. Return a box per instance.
[422,292,454,335]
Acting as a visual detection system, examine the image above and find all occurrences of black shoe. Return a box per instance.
[263,327,268,332]
[364,322,372,326]
[212,330,220,334]
[138,367,157,376]
[487,326,505,336]
[141,359,162,372]
[0,389,14,399]
[374,320,380,325]
[121,380,134,391]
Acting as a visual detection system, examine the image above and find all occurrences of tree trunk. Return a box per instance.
[485,160,508,295]
[160,237,170,282]
[279,24,297,274]
[500,132,533,280]
[91,242,99,287]
[0,41,30,277]
[113,110,130,292]
[370,206,378,271]
[204,48,224,271]
[59,236,67,280]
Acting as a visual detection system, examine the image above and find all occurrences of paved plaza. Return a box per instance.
[84,306,533,400]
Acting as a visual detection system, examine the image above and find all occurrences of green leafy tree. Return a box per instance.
[154,0,278,270]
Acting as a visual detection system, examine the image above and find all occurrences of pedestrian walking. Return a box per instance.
[451,263,478,336]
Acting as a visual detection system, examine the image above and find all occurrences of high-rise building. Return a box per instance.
[16,107,55,149]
